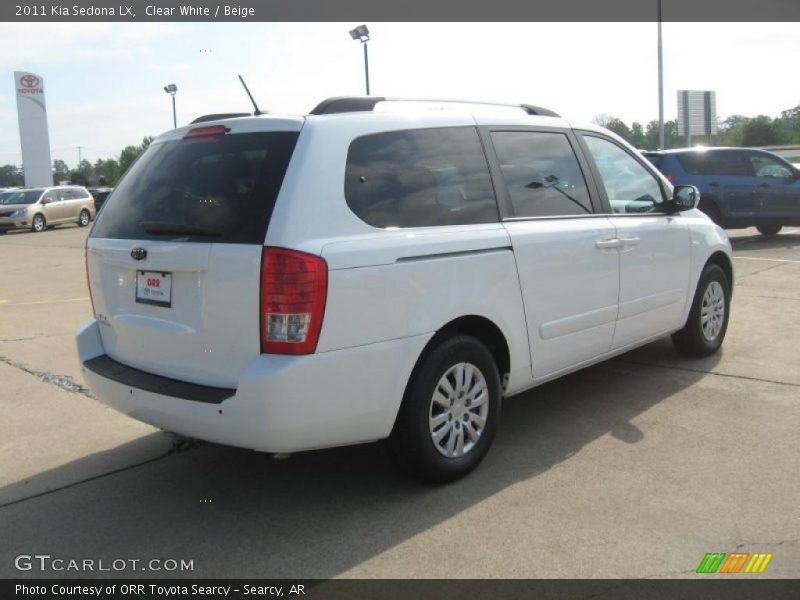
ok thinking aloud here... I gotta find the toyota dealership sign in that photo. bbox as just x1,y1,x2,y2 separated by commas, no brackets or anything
14,71,53,187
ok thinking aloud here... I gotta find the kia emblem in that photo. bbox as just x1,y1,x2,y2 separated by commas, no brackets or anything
131,247,147,261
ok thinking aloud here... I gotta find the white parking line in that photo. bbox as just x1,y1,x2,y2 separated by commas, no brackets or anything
0,297,89,307
734,256,800,264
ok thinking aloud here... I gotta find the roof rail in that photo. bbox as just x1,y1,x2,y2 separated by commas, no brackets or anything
190,113,251,124
309,96,560,117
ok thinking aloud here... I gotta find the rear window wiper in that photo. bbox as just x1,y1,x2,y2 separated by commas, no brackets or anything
138,221,222,237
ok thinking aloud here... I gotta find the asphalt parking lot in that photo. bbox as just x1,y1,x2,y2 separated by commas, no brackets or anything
0,223,798,579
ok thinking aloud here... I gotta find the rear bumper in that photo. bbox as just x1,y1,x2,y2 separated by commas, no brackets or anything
77,318,431,453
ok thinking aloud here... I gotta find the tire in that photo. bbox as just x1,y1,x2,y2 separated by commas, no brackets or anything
756,224,782,236
672,264,730,358
78,209,91,227
31,213,46,233
386,335,502,483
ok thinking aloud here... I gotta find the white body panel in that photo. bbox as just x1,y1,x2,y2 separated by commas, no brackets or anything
78,319,430,452
608,214,691,349
503,217,620,378
88,239,262,388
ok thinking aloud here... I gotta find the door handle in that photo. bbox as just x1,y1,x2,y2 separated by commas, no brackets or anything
759,182,770,188
708,181,720,187
618,236,640,245
595,238,623,249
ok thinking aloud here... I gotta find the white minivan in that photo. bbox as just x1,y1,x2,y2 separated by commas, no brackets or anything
77,98,733,482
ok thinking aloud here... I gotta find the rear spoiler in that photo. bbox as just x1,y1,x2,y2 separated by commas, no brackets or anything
190,113,250,124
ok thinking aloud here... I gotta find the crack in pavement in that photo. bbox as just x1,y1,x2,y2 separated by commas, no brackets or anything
618,359,800,389
0,334,63,343
0,355,203,510
0,354,94,397
735,261,788,280
735,538,800,550
0,433,201,510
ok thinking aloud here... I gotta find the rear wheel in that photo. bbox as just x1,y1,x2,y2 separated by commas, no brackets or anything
386,335,502,483
31,213,45,233
756,224,782,236
672,264,730,357
78,209,91,227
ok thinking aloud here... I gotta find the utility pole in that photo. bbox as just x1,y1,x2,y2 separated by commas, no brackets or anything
77,146,83,166
657,0,665,149
363,42,370,95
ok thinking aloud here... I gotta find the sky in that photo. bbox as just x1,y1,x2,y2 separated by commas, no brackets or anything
0,22,798,169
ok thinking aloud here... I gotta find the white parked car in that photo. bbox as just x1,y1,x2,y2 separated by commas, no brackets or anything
77,97,733,482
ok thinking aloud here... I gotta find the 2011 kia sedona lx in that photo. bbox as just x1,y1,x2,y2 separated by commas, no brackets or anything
76,98,733,482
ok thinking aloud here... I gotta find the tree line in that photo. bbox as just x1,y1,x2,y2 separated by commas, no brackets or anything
593,104,800,150
2,105,800,187
0,136,154,188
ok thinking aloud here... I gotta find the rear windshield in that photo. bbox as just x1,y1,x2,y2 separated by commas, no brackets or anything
675,152,713,175
91,131,298,243
675,150,752,177
643,154,663,168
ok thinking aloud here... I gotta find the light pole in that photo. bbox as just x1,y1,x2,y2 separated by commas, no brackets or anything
657,0,665,149
349,25,371,95
163,83,178,128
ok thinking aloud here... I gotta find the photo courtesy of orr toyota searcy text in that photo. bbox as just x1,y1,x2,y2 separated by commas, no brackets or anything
14,584,300,597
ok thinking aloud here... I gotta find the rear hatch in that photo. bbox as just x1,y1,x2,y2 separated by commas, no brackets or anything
87,120,301,387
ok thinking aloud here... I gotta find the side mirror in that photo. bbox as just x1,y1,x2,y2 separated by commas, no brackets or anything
667,185,698,213
39,198,49,205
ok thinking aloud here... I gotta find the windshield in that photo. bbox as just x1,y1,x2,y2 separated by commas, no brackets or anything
0,190,42,205
91,131,299,244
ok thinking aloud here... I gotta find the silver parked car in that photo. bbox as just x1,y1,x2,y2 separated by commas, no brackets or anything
0,186,96,233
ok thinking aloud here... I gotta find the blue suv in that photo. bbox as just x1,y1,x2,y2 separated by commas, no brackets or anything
644,148,800,235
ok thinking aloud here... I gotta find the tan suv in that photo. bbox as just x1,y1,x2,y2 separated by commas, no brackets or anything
0,186,96,233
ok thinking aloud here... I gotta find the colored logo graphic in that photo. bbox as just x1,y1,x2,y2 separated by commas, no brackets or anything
696,552,773,574
19,74,40,88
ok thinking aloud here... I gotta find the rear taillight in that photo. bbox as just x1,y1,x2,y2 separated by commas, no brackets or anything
664,173,675,182
260,247,328,355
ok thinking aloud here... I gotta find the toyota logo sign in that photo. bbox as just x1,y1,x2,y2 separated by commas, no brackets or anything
20,75,40,88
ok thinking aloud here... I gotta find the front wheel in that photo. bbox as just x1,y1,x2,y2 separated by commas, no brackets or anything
78,209,91,227
756,224,782,236
386,335,502,483
31,213,46,233
672,264,730,357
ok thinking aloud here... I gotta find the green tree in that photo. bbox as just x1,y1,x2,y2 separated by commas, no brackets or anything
606,118,632,142
741,115,777,146
629,122,646,149
53,159,70,183
772,105,800,144
0,164,22,186
644,120,661,150
118,136,154,176
94,158,120,186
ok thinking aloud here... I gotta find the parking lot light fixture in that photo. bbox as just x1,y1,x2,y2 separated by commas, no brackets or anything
163,83,178,128
349,25,371,95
